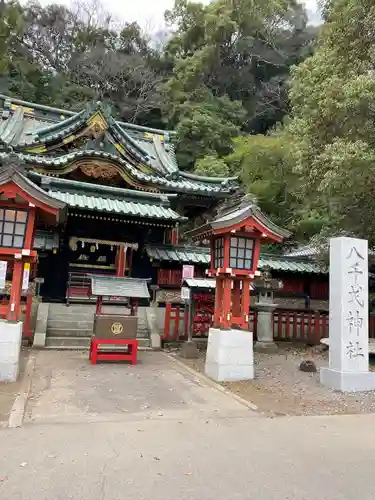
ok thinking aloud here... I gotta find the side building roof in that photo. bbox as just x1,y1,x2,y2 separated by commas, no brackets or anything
145,245,327,274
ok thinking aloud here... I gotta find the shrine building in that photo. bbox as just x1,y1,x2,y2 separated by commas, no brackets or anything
0,94,328,312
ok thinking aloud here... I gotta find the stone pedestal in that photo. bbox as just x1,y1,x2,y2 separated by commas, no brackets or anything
33,302,49,348
254,299,278,353
0,320,23,382
180,341,199,359
205,328,254,381
320,237,375,392
146,306,161,350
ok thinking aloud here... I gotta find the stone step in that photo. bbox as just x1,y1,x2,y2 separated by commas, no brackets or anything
45,337,151,349
46,336,91,348
47,327,148,337
49,312,148,321
48,313,95,321
47,320,94,329
47,328,93,338
50,304,142,314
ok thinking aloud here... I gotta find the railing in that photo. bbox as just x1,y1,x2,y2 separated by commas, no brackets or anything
66,272,92,305
163,305,332,344
272,309,329,344
162,303,188,341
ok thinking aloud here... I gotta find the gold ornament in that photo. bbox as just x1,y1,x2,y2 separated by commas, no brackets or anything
111,322,123,335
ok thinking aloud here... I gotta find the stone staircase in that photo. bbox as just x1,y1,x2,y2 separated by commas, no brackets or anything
45,303,151,349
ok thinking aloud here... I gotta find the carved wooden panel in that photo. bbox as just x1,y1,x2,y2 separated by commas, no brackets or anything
80,162,118,180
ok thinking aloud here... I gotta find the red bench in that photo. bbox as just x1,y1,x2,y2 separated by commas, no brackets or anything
89,338,138,365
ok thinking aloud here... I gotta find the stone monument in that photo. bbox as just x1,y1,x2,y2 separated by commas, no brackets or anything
320,236,375,392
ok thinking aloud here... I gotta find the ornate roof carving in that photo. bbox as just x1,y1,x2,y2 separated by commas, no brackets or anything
0,94,238,198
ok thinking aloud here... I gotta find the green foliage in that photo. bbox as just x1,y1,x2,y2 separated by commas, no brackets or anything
194,153,230,177
164,0,316,167
0,0,317,223
226,134,317,237
284,0,375,245
0,0,166,124
0,1,24,73
172,90,246,168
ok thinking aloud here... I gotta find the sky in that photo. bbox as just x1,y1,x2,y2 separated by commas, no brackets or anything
35,0,321,30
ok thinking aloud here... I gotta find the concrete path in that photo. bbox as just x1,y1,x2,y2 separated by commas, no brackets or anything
25,350,255,424
2,351,375,500
2,414,375,499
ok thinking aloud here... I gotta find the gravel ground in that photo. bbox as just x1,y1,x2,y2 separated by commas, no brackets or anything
177,344,375,416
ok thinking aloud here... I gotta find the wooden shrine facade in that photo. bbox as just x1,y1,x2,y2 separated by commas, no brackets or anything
0,95,239,302
0,95,329,306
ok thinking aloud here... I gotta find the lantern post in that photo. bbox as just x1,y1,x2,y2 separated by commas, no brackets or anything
0,154,65,381
187,193,290,382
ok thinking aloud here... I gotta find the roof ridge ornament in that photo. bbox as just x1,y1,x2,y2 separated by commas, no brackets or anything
216,189,258,219
0,150,29,175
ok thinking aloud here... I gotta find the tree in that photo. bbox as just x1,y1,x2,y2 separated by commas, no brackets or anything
194,153,230,177
163,0,316,168
0,0,166,125
226,133,321,238
285,0,375,244
0,1,24,73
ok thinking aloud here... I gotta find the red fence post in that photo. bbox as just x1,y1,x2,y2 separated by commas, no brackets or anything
292,312,298,340
270,308,328,344
163,303,172,340
313,311,320,343
174,306,180,340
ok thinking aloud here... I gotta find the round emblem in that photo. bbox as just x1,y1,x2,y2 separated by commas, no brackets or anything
111,322,123,335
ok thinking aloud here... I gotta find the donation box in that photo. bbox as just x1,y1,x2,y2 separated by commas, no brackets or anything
93,315,138,339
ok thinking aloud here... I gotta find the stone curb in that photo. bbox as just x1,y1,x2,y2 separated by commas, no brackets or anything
8,355,36,428
163,352,260,412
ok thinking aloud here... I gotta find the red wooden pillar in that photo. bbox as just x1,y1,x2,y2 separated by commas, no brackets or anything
24,208,36,250
96,295,103,315
223,235,230,269
222,277,232,329
232,279,242,319
171,225,179,245
241,277,251,330
214,277,223,327
116,245,127,277
127,248,133,276
6,259,23,321
23,292,33,337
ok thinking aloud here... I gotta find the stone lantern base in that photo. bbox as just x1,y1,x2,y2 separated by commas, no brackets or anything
0,320,23,382
205,328,254,381
254,297,278,353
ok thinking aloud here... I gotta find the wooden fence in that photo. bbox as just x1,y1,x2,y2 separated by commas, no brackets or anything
163,304,375,344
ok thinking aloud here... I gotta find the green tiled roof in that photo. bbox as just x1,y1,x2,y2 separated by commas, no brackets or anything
0,95,238,197
36,174,184,222
147,245,210,264
258,256,326,274
145,245,327,274
50,190,181,221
